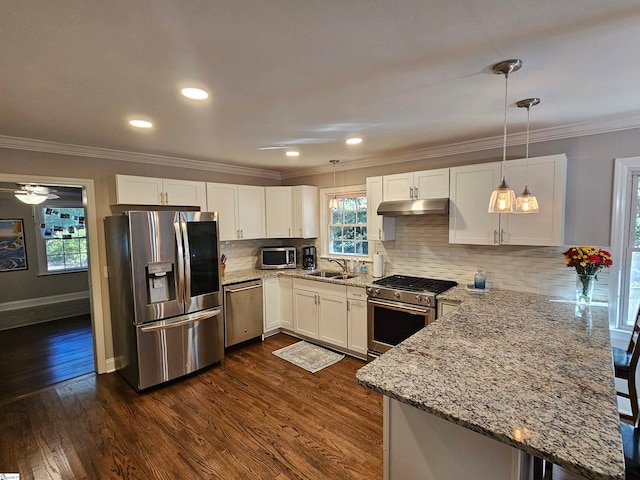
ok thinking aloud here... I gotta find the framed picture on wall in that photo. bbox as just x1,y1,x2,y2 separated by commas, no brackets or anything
0,219,27,272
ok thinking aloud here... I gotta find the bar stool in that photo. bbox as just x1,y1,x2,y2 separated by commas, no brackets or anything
613,306,640,427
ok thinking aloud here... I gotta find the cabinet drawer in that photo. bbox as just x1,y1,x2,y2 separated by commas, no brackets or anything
346,286,366,301
293,278,346,297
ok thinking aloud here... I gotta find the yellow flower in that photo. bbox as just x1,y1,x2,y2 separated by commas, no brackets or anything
580,261,587,267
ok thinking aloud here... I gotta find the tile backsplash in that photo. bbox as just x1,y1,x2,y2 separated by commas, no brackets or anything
221,215,610,301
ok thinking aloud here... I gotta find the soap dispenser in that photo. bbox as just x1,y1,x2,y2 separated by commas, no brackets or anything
474,268,486,290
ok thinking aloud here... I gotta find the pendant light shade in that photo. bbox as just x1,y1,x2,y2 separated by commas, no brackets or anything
488,59,522,214
328,159,340,208
515,97,540,214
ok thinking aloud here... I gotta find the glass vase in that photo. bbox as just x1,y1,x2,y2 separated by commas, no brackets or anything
576,274,595,304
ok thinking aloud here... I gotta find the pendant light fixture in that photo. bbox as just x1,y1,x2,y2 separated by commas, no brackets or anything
328,159,340,209
488,59,522,214
515,97,540,213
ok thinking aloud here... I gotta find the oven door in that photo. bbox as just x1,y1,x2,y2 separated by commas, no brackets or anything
367,298,435,358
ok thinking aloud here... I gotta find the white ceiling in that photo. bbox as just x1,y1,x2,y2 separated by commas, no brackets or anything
3,0,640,173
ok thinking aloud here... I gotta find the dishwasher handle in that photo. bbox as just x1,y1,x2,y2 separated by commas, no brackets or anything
225,284,262,294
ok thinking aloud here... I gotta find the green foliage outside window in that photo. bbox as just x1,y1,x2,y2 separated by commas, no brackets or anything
41,207,88,272
329,196,368,256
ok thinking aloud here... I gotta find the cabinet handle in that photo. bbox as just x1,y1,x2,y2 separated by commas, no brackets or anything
165,192,169,204
493,230,499,245
236,229,240,239
240,229,243,239
500,229,506,244
409,186,413,199
347,300,350,312
414,187,418,199
300,228,303,237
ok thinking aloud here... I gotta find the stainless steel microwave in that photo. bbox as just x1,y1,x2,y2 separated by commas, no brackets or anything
260,247,296,269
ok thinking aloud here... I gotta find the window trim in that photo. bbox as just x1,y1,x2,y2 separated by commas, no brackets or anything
611,157,640,332
319,184,370,260
34,203,88,275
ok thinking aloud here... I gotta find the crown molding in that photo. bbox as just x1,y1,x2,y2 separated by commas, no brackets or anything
0,135,282,181
281,115,640,179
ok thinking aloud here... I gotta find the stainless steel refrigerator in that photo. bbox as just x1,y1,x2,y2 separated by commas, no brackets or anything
105,211,224,390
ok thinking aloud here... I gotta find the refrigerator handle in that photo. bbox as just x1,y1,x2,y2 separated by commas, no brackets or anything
174,220,185,305
180,217,192,302
139,308,222,332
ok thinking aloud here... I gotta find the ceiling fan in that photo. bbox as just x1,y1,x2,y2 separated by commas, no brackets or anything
10,184,60,205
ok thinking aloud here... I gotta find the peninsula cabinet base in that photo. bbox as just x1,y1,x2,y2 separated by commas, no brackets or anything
384,397,529,480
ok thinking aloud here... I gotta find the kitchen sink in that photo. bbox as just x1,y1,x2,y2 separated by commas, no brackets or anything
306,270,357,280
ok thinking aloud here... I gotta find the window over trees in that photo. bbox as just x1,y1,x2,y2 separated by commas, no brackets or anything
36,206,88,273
328,195,368,256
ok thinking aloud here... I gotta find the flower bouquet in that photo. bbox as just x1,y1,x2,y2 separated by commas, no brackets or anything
562,246,612,303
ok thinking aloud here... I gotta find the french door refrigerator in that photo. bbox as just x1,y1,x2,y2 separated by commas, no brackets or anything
105,211,223,390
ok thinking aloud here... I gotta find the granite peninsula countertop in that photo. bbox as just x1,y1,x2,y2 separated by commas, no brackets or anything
221,267,375,288
357,286,625,480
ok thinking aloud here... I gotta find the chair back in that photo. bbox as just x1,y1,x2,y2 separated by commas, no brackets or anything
629,306,640,355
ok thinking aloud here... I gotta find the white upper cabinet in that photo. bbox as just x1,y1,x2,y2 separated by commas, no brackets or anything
501,154,567,246
449,163,501,245
206,183,265,240
265,187,293,238
449,155,567,246
115,174,206,209
383,168,450,201
236,185,266,239
265,185,318,238
367,176,395,241
293,185,319,238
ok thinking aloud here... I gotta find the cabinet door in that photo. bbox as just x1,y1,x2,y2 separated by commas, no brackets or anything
438,301,459,318
318,293,348,348
366,176,395,241
293,289,319,339
263,277,281,333
279,276,293,330
414,168,450,199
383,173,413,201
348,298,367,355
115,174,164,205
237,185,266,239
293,185,319,238
265,187,293,238
449,163,501,245
501,154,567,246
163,179,206,209
206,183,238,241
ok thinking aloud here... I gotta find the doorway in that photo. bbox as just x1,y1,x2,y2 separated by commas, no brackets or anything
0,173,106,385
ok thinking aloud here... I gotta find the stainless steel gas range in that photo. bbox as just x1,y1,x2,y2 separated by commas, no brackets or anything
366,275,457,360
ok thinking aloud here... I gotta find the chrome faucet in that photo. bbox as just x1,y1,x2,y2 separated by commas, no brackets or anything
328,258,347,273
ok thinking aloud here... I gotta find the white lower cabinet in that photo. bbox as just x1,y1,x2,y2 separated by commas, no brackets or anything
279,276,293,330
318,294,348,349
347,287,367,355
293,287,320,339
263,277,281,334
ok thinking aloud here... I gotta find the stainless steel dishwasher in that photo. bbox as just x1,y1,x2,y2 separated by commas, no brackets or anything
224,279,264,347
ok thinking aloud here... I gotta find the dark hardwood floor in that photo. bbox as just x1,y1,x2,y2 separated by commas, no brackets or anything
1,329,637,479
0,333,383,479
0,314,94,405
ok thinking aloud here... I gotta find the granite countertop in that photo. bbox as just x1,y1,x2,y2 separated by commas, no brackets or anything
221,267,375,288
357,287,625,480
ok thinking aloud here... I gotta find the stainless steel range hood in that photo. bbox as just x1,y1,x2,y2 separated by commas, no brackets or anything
377,198,449,216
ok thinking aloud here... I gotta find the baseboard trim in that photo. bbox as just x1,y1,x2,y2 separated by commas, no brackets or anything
0,291,90,312
104,357,116,373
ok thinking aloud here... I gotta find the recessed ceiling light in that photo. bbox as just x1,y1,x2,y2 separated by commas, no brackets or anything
181,87,209,100
346,137,363,145
285,151,300,157
129,119,153,128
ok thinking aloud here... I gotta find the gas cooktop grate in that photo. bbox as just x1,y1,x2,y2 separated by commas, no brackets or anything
372,275,457,294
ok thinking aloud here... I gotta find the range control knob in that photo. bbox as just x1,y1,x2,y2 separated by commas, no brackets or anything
394,292,401,299
375,288,381,295
415,294,422,302
366,287,373,295
425,297,432,305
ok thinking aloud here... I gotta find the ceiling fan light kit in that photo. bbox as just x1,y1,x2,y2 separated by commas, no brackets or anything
14,185,59,205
